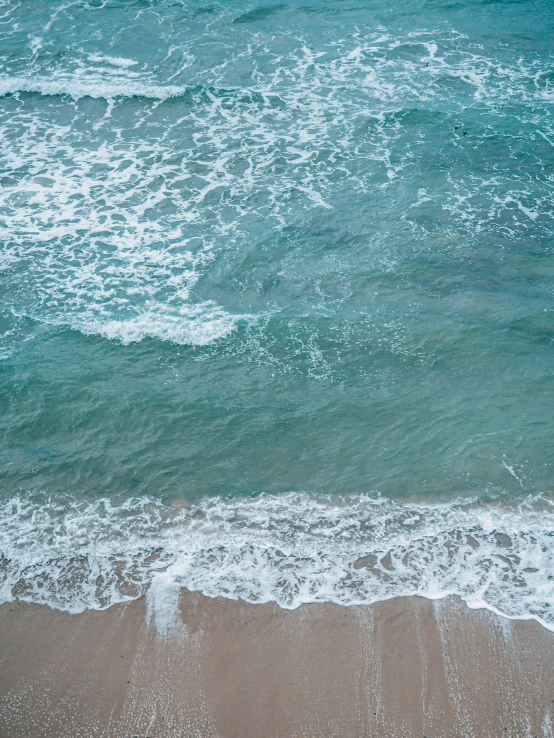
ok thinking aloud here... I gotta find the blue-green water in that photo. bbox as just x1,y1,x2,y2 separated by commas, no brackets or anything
0,0,553,628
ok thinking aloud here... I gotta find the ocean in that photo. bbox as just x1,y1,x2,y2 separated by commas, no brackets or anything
0,0,553,633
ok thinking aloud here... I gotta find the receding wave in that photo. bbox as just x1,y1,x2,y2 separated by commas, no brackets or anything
2,492,554,633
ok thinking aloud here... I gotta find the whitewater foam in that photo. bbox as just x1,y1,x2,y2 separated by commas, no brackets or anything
0,75,186,101
66,303,241,346
2,492,554,634
1,26,552,348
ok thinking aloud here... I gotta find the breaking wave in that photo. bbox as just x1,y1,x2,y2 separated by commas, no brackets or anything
0,76,188,101
2,492,554,633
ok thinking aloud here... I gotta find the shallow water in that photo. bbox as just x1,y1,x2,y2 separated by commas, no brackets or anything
1,0,553,627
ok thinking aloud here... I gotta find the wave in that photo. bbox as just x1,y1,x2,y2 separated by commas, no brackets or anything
0,75,189,101
2,492,554,634
72,307,242,346
0,76,279,103
12,302,244,346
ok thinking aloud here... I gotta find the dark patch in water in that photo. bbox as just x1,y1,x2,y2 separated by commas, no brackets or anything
233,4,286,24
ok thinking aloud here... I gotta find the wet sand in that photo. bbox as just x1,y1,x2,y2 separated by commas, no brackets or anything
1,593,553,738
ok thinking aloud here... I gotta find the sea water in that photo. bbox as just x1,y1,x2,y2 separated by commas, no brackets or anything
1,0,553,631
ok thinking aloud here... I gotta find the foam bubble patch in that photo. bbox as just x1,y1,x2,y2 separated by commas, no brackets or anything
2,493,554,634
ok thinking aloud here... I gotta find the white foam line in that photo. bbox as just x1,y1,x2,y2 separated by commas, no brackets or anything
0,75,187,100
3,492,554,635
537,130,554,147
87,54,139,68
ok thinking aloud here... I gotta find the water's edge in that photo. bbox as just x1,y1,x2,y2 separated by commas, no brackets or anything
2,492,554,634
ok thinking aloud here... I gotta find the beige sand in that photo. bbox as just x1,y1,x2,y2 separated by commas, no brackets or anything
1,593,553,737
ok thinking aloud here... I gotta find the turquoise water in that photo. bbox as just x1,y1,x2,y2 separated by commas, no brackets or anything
1,0,554,627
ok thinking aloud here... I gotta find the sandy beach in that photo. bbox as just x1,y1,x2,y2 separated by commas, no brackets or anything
1,593,553,738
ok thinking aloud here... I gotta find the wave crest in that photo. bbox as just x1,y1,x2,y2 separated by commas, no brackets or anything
0,76,187,101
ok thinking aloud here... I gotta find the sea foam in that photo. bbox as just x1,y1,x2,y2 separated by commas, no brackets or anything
1,30,552,349
0,76,187,101
1,492,554,634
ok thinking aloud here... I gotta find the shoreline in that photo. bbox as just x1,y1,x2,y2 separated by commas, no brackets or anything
4,490,553,625
1,593,553,737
